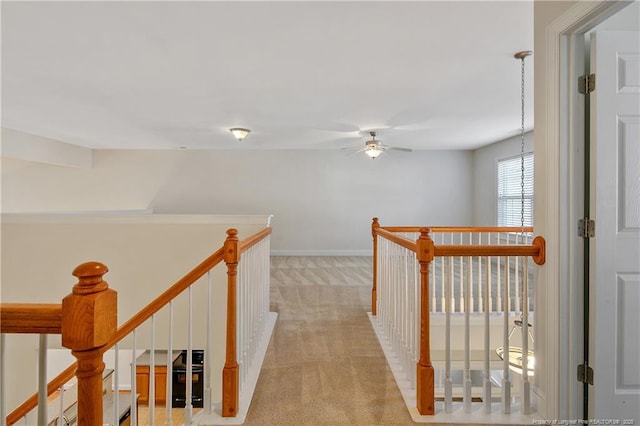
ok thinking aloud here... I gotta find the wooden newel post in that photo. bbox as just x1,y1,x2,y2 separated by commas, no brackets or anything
61,262,117,426
416,228,435,415
222,228,239,417
371,217,380,315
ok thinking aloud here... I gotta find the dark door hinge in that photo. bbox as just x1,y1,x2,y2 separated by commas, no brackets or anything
579,74,596,94
578,218,595,238
578,363,594,385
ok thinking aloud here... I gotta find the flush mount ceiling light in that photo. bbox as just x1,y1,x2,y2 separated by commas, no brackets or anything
229,127,251,141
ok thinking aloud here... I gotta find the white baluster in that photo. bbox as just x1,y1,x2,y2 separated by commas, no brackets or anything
59,386,65,426
114,343,119,426
469,233,475,313
438,234,449,312
150,315,155,425
464,258,472,413
515,256,521,314
37,334,47,426
459,233,464,313
431,248,436,312
445,256,452,413
1,334,6,426
166,301,174,423
477,233,483,312
496,237,503,313
238,255,244,391
204,271,212,414
131,330,137,426
483,255,492,413
185,286,193,424
521,256,531,414
488,233,494,312
413,256,419,389
502,257,511,414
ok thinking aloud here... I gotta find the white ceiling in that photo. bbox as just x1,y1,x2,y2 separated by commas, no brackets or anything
1,1,534,152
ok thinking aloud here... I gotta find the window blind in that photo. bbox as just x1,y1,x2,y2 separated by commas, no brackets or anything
497,153,534,227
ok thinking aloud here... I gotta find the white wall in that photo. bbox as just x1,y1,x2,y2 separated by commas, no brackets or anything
473,131,534,226
2,149,473,254
533,0,585,420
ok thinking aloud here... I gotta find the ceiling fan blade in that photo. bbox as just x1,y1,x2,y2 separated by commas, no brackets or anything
386,146,413,152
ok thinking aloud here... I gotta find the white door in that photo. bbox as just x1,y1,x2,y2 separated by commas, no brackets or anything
590,30,640,420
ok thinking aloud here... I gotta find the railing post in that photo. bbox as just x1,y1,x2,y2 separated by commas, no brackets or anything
416,228,435,415
222,228,239,417
61,262,116,426
372,217,380,315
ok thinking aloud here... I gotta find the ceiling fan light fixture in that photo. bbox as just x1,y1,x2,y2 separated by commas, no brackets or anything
229,127,251,141
365,146,383,159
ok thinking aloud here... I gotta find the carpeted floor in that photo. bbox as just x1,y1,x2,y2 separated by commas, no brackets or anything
243,256,416,426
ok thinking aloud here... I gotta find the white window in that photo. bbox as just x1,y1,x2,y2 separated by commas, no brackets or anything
497,153,534,227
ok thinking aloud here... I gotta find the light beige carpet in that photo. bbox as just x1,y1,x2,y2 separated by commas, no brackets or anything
243,256,416,426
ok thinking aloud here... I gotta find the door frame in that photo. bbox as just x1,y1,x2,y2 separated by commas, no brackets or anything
541,0,633,420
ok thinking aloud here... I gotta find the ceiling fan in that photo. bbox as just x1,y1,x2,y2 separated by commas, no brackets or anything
343,131,412,159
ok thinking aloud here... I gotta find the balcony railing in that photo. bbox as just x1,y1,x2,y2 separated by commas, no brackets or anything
370,218,545,418
1,226,273,426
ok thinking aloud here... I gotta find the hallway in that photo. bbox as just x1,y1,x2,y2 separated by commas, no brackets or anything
243,256,415,425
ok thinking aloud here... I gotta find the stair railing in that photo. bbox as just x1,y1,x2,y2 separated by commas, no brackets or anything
1,226,272,426
371,217,545,416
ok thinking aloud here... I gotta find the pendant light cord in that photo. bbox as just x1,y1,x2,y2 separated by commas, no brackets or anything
515,50,532,244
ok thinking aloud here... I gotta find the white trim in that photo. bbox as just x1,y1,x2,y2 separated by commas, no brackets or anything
0,213,273,225
270,249,372,257
0,127,93,169
541,0,631,419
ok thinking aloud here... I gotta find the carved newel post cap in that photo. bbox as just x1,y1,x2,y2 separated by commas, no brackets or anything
72,261,109,294
62,261,117,351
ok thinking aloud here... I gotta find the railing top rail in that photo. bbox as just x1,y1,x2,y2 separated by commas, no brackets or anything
110,225,270,348
238,227,272,253
375,227,417,252
380,226,534,233
109,246,225,345
5,226,272,425
435,244,537,258
0,303,62,334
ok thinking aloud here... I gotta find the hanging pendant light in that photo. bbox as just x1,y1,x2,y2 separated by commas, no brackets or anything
496,50,535,378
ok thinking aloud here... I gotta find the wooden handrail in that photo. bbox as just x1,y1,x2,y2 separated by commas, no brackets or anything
374,227,417,252
380,226,534,233
239,227,272,253
374,225,545,265
434,242,541,260
0,304,62,334
107,247,225,346
5,226,272,424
